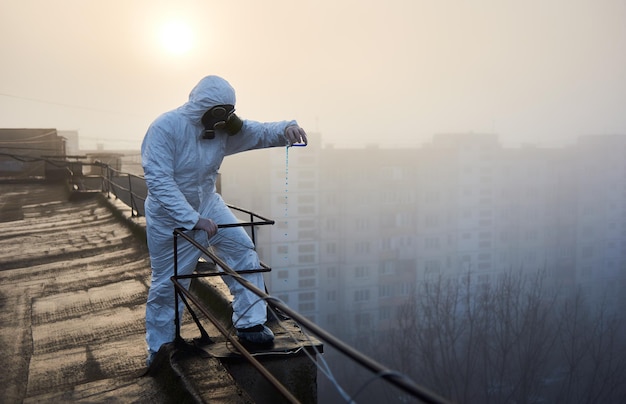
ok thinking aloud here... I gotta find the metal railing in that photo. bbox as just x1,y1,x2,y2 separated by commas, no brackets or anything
171,227,451,404
99,164,147,217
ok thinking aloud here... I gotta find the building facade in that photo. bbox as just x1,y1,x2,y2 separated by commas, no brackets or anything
219,134,626,340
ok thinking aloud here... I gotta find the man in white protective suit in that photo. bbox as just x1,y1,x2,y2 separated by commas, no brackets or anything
141,75,307,366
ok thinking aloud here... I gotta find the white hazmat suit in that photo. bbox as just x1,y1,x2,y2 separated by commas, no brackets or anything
141,75,299,359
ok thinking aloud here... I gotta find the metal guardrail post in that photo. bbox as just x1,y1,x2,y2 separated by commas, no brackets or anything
127,174,136,217
106,164,112,198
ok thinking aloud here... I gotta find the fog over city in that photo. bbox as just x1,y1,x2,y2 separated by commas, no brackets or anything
2,1,626,402
1,0,626,150
216,132,626,403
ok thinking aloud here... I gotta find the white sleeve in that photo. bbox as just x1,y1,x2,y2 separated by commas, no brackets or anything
224,119,297,156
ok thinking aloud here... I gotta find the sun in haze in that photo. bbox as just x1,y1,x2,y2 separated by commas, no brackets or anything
159,20,193,55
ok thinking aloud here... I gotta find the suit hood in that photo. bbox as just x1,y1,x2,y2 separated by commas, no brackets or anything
180,75,237,122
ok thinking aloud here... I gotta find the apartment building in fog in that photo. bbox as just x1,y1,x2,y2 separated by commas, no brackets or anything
219,133,626,339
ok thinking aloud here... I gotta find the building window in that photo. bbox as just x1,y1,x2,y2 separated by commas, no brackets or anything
425,237,440,249
354,289,370,302
380,261,395,275
425,260,440,272
298,278,316,288
298,205,315,214
380,306,392,320
299,170,315,179
379,284,393,298
298,181,315,189
299,267,317,277
425,214,439,227
298,219,315,228
355,265,370,278
299,302,315,311
355,312,371,328
298,194,316,203
298,230,316,239
299,292,316,301
326,242,337,254
355,241,371,254
356,217,370,231
298,244,315,253
399,283,411,296
299,254,315,264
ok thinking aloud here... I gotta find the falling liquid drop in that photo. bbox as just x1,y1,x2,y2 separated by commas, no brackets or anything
284,146,289,264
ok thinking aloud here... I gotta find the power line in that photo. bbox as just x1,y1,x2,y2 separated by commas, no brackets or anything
0,91,147,118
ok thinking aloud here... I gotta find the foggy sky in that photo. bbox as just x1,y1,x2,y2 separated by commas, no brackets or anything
1,0,625,150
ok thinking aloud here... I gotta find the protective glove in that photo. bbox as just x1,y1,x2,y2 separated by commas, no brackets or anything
285,125,308,146
194,217,218,238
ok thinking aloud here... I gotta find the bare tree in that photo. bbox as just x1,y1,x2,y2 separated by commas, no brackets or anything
553,290,626,404
382,270,626,403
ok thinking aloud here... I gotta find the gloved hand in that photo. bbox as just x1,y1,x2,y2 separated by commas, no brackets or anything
194,217,218,238
285,125,308,146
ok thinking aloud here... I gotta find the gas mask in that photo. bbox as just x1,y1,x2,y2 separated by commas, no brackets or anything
201,104,243,139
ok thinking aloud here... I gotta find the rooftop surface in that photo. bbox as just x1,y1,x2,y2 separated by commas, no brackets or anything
0,182,164,402
0,183,254,403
